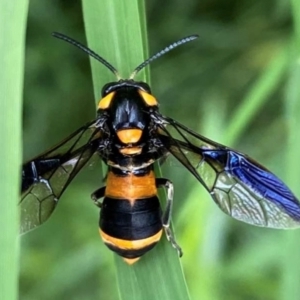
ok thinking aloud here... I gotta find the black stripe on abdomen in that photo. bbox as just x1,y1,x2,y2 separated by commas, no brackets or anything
100,196,162,240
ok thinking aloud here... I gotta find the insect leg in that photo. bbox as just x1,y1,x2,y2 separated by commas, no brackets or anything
156,178,183,257
91,187,106,208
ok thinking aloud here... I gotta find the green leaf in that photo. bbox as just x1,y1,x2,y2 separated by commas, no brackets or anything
280,1,300,297
0,1,28,299
224,47,290,146
82,1,190,299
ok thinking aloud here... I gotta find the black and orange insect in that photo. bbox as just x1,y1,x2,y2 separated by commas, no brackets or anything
21,33,300,264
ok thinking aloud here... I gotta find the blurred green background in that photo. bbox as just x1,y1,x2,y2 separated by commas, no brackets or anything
21,1,300,299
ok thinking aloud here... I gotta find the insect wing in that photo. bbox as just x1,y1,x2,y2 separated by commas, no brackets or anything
21,120,101,234
155,113,300,228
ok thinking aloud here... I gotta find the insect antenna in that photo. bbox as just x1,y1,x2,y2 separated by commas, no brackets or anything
129,34,199,79
52,32,121,80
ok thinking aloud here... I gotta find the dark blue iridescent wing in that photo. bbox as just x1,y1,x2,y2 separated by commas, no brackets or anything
21,120,101,234
154,113,300,228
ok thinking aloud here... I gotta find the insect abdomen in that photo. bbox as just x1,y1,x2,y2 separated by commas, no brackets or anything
99,168,162,264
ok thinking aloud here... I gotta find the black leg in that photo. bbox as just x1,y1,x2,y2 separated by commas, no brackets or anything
91,186,106,207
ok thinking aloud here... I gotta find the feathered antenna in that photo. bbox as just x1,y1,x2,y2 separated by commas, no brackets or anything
52,32,199,81
52,32,121,80
129,35,199,79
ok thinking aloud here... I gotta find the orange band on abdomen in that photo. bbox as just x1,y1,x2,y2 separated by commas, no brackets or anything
105,170,157,200
100,229,163,250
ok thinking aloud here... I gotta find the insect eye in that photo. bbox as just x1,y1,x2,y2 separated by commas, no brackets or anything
98,91,115,110
138,89,158,106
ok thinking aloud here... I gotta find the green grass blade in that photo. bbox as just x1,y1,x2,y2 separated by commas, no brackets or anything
0,1,28,299
82,0,149,100
224,47,290,145
281,60,300,300
280,1,300,298
291,0,300,50
82,1,190,299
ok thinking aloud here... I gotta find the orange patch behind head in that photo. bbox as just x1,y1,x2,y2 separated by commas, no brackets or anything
98,91,115,110
138,90,158,106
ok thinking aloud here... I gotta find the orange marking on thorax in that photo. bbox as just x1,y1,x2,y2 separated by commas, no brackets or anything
119,147,142,155
117,129,143,144
105,170,157,202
